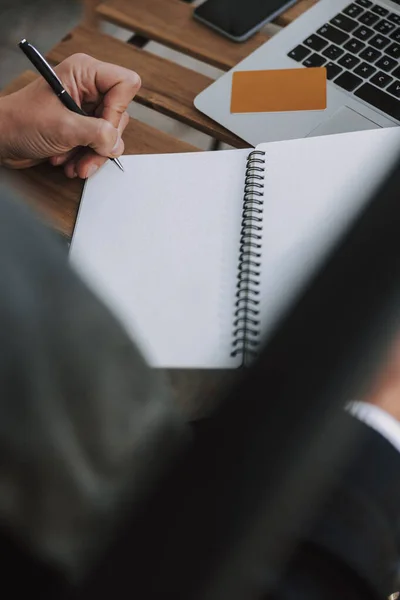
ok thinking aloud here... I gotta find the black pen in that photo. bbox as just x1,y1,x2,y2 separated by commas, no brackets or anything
18,39,124,172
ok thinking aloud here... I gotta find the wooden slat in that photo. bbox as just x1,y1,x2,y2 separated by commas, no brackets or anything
97,0,269,71
48,27,249,148
82,0,101,29
96,0,318,71
0,71,37,95
1,71,199,238
276,0,319,26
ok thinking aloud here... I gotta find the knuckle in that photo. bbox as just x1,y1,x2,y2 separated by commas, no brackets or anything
96,119,116,149
117,139,125,156
124,70,141,93
111,103,126,118
69,52,91,64
131,72,141,90
116,112,129,134
121,111,130,128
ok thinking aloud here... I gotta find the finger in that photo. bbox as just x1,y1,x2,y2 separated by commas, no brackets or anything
66,149,107,180
69,112,129,179
66,113,123,159
49,148,80,167
59,55,140,128
85,58,140,127
64,161,78,179
63,147,86,178
68,138,124,179
94,62,140,127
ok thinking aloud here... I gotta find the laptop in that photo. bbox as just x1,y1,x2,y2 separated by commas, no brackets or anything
194,0,400,145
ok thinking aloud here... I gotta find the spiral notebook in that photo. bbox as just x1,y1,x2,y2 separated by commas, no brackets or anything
70,128,400,368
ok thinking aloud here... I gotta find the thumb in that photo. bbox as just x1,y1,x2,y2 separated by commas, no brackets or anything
69,114,124,158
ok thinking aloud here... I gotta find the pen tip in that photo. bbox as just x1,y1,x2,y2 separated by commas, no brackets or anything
113,157,124,172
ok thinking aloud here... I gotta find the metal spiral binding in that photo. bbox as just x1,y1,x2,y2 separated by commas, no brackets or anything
231,150,266,365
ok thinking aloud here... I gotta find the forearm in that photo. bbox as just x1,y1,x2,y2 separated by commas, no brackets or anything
0,93,28,168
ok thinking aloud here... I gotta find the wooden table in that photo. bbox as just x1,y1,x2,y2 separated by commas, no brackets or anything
0,0,318,416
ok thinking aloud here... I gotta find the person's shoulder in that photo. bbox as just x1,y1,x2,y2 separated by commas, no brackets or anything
309,414,400,598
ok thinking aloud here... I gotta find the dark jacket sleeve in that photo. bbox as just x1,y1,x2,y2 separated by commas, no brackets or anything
61,413,400,600
271,417,400,600
0,184,188,590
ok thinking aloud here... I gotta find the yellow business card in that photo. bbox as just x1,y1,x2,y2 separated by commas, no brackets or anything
231,67,327,113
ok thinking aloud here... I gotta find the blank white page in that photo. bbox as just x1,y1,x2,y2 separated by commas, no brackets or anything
257,127,400,343
70,149,249,368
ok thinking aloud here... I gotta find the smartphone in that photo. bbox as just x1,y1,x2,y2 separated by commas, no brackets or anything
193,0,298,42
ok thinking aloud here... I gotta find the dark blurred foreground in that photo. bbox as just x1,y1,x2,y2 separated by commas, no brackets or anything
1,147,400,600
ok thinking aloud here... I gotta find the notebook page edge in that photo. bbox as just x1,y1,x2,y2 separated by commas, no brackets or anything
70,150,249,369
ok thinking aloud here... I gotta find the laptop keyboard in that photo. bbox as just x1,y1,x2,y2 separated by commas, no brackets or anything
287,0,400,121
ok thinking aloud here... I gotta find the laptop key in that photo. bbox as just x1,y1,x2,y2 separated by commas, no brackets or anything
331,14,358,32
343,4,364,18
388,13,400,25
355,82,400,120
371,5,389,17
303,34,328,51
359,46,382,62
387,80,400,98
390,28,400,42
369,33,391,49
322,44,345,60
376,55,397,72
370,70,393,88
353,25,375,40
335,71,363,91
354,61,377,77
386,42,400,57
288,45,311,61
326,62,343,80
355,0,372,7
344,38,366,53
317,24,350,44
392,65,400,78
302,53,326,67
338,53,361,68
374,19,397,34
358,11,380,26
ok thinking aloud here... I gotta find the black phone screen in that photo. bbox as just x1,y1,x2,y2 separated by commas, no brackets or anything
194,0,293,39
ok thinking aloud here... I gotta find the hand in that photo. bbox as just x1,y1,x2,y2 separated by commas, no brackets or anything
0,53,141,178
364,337,400,422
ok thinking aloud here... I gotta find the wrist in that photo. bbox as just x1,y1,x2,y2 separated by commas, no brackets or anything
0,94,37,169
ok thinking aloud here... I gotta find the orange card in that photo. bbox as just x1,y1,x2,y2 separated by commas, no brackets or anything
231,67,327,114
